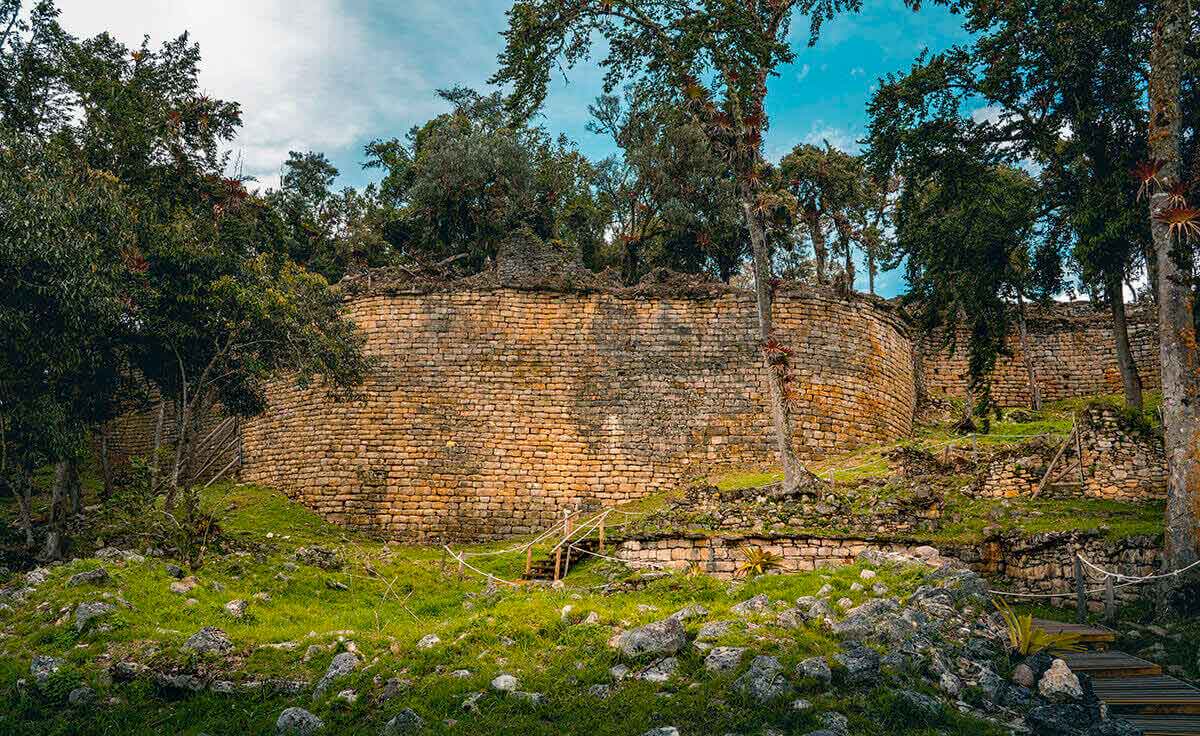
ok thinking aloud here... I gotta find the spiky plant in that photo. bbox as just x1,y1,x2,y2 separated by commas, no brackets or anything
993,598,1084,656
1132,159,1167,200
1164,179,1192,208
735,545,783,579
1154,206,1200,241
684,560,707,578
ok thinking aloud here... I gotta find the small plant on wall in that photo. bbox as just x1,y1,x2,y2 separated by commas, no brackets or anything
735,545,783,579
993,598,1084,656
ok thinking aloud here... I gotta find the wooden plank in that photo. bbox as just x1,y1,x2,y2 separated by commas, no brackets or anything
1033,618,1116,643
1122,715,1200,735
1060,651,1162,678
1094,675,1200,714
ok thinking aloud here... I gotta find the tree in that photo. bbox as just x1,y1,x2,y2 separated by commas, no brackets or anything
588,88,747,282
868,0,1152,410
493,0,860,495
1141,0,1200,593
893,158,1060,420
365,87,602,275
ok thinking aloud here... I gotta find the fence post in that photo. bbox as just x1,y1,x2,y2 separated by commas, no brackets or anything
524,546,533,577
1074,555,1086,624
1104,575,1115,623
553,547,562,582
598,514,606,554
971,434,978,461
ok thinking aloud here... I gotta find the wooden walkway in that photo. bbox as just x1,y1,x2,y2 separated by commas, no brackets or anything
1035,620,1200,736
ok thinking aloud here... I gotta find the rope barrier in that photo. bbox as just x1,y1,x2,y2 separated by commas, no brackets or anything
566,542,672,570
1077,553,1200,583
443,545,522,587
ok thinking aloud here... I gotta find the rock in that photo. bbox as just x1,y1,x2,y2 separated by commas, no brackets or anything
1039,659,1083,703
831,598,900,641
183,626,234,655
491,673,518,692
511,691,544,705
462,692,484,711
703,647,745,673
939,672,962,698
67,686,96,706
734,655,789,702
860,569,877,580
617,617,686,658
111,661,147,681
730,594,770,615
610,664,630,680
276,706,324,735
587,683,611,699
224,599,248,619
74,601,115,632
314,651,358,698
30,655,62,683
582,611,600,625
336,689,357,704
324,579,348,591
155,672,206,691
775,608,806,629
211,680,236,694
560,605,574,621
1012,662,1038,689
849,582,864,592
820,712,849,736
1084,719,1145,736
1026,704,1101,736
640,728,679,736
833,643,880,685
817,583,834,596
639,657,678,683
697,620,733,641
836,597,854,609
669,604,708,621
67,568,110,587
450,669,470,678
872,584,889,596
896,690,943,720
416,634,440,649
253,592,272,602
170,576,199,594
26,568,50,586
381,708,424,734
164,564,185,579
806,599,834,621
380,677,409,702
796,656,832,685
791,698,813,711
294,546,344,571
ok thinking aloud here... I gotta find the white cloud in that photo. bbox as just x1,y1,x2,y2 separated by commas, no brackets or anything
796,63,810,81
849,66,865,77
55,0,440,185
801,122,860,153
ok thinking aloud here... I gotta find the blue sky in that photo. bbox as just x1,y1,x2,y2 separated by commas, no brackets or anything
56,0,972,296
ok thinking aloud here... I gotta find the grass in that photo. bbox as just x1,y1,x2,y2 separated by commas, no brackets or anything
0,482,1010,736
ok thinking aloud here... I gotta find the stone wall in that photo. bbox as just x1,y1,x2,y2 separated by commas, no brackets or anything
922,302,1161,407
972,406,1166,502
613,531,1161,606
239,287,916,542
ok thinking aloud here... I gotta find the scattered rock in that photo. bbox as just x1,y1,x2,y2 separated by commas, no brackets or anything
939,672,962,698
859,569,877,580
1012,662,1038,689
1026,703,1101,736
184,626,234,655
582,611,600,625
587,684,611,699
640,728,679,736
730,594,770,615
336,689,357,704
314,651,358,698
796,656,832,685
639,657,678,683
511,691,544,705
67,686,96,706
617,617,686,658
416,634,440,649
170,576,199,595
610,664,630,680
164,564,185,579
791,698,813,711
820,712,850,736
67,568,110,587
833,643,880,685
294,546,343,571
30,655,62,683
703,647,745,673
1039,659,1083,703
224,599,248,619
734,655,789,702
74,601,115,633
276,706,324,735
697,620,733,641
324,579,348,591
462,692,484,711
381,708,424,734
491,674,518,692
669,604,708,621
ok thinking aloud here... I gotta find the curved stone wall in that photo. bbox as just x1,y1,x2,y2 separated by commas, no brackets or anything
239,288,916,541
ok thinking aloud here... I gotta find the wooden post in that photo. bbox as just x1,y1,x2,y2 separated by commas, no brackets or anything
553,548,562,582
598,515,606,554
1075,425,1086,484
524,546,533,577
563,545,572,577
971,434,978,461
458,556,465,581
1074,555,1086,623
1104,575,1115,623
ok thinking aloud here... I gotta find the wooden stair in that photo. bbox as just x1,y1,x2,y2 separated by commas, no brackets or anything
523,538,601,581
1034,619,1200,736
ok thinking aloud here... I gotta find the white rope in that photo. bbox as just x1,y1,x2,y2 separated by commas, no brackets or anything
443,546,522,587
1077,553,1200,583
566,542,672,570
460,508,585,558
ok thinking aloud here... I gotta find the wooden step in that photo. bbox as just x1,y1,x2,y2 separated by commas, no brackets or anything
1060,651,1163,678
1033,618,1116,647
1093,675,1200,715
1121,715,1200,735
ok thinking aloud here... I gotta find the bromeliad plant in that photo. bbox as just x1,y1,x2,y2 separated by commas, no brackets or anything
993,597,1084,656
735,545,783,579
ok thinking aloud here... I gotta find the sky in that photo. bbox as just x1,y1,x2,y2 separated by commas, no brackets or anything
53,0,973,297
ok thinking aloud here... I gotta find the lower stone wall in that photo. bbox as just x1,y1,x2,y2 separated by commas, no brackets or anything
613,531,1161,607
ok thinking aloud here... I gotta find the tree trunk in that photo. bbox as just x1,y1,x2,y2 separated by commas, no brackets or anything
5,469,35,549
867,247,876,296
1145,241,1160,304
742,194,816,496
99,426,113,501
1147,0,1200,579
805,209,827,285
1015,293,1042,411
67,459,81,515
1106,272,1144,411
41,461,68,561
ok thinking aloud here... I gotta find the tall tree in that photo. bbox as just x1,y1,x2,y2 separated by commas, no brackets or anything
493,0,858,495
869,0,1152,410
1141,0,1200,590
